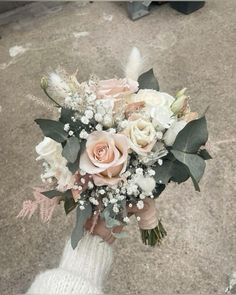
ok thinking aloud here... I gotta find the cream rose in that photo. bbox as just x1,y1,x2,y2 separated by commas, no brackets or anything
79,131,129,186
128,89,176,130
123,115,156,155
129,89,175,108
96,78,138,99
36,137,74,191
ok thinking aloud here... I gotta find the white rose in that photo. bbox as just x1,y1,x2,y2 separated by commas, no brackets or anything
129,89,175,108
163,120,187,146
36,137,74,191
36,137,63,165
129,89,176,131
123,116,156,155
150,106,176,131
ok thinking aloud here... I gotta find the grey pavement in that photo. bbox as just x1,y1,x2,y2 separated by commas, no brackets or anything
0,1,235,294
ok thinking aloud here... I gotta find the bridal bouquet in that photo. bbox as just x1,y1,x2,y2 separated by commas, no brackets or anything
18,48,211,248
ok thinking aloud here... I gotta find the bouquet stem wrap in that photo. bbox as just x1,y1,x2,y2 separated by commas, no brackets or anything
135,198,158,230
134,198,167,246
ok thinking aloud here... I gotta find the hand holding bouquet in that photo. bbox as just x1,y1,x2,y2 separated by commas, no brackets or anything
18,48,211,248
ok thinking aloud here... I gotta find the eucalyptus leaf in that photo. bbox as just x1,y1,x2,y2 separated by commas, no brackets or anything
59,107,96,135
154,159,189,185
171,150,206,191
171,160,190,183
64,190,77,215
35,119,68,143
67,139,86,173
71,202,92,249
154,184,166,198
138,68,159,91
112,231,128,239
102,210,121,228
199,149,212,160
59,108,76,124
62,137,80,163
67,160,80,174
173,116,208,154
154,161,174,185
41,190,64,199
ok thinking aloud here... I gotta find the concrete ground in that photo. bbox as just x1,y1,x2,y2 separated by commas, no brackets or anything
0,1,235,294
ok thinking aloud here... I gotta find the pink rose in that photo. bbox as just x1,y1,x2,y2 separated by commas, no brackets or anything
125,101,145,118
96,78,138,99
79,131,129,186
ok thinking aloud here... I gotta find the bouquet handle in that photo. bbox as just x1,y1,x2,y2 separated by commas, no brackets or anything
134,198,167,246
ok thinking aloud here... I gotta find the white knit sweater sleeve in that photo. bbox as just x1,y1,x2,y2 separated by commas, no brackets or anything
26,233,113,294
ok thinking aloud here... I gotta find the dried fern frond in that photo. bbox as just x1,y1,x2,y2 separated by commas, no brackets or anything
17,187,59,223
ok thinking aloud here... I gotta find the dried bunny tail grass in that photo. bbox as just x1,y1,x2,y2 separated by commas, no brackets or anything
125,47,143,81
47,67,82,98
48,72,71,98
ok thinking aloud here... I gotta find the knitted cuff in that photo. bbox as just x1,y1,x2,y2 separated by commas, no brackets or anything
59,233,113,288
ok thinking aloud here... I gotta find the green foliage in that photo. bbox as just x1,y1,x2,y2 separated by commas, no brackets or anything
71,202,92,249
154,159,190,186
171,150,206,191
112,231,128,239
170,160,190,183
59,108,76,125
153,184,166,198
41,190,65,199
140,220,167,246
63,190,77,215
138,68,159,91
62,136,81,163
199,149,212,160
67,139,86,173
59,107,96,135
173,116,208,153
42,189,77,213
101,208,121,228
158,116,212,192
35,119,68,143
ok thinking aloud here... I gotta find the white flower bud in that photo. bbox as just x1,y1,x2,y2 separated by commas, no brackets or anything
94,113,103,122
176,87,187,98
137,200,144,210
68,130,74,136
85,110,94,119
123,216,130,223
171,88,188,114
81,116,89,124
136,176,156,194
64,123,70,132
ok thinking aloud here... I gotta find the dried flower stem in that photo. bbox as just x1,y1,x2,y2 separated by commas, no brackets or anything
43,88,62,108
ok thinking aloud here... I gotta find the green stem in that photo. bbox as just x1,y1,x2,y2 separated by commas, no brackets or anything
140,219,167,247
43,88,62,108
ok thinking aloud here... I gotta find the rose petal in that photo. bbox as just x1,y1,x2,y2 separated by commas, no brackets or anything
93,174,122,186
96,78,138,99
80,149,106,174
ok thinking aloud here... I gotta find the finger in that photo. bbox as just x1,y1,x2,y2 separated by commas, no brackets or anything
85,216,124,244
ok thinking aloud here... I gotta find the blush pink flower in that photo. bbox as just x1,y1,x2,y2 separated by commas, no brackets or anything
79,131,129,186
96,78,138,99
